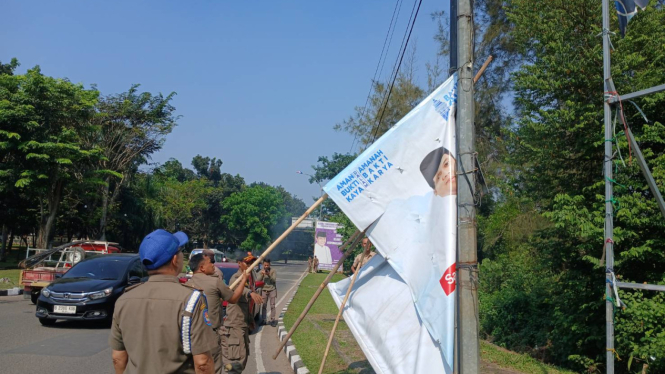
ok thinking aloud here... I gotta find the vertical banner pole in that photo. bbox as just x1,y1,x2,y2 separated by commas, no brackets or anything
456,0,480,371
601,0,615,372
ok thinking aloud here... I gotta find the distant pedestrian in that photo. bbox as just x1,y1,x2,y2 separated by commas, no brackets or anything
307,256,313,273
109,229,217,374
187,254,247,374
351,237,376,274
313,256,319,273
221,259,263,374
257,259,277,326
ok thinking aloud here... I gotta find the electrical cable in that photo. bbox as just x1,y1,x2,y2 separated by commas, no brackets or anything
349,0,403,153
369,0,424,145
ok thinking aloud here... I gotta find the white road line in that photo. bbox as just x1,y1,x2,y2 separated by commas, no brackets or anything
254,269,308,374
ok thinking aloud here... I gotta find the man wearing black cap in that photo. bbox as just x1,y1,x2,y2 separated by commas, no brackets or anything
109,229,217,374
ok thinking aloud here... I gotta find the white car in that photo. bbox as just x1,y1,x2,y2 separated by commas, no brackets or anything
189,248,226,263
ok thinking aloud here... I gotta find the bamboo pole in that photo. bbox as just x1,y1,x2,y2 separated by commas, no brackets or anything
272,231,364,359
230,194,328,290
317,247,369,374
473,55,492,84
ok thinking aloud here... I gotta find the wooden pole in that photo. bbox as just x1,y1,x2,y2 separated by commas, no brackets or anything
272,231,364,359
473,55,493,84
317,248,369,374
230,194,328,290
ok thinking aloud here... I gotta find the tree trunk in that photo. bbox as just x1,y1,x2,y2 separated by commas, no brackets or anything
99,178,111,241
0,224,7,262
36,181,63,249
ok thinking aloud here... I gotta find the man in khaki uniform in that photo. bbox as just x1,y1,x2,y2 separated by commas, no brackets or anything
313,256,319,273
307,256,313,273
257,259,277,326
221,260,262,374
187,254,248,374
109,229,217,374
202,249,224,279
351,237,376,274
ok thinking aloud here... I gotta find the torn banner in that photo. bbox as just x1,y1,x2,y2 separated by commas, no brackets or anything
615,0,650,37
329,254,450,374
323,74,458,373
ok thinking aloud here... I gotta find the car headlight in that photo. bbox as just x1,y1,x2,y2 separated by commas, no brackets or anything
88,288,113,300
41,288,50,298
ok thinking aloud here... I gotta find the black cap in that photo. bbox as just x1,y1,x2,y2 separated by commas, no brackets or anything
420,147,453,190
316,231,326,238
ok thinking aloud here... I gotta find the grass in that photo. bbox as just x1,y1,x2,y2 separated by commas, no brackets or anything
283,272,373,374
481,341,578,374
0,269,22,290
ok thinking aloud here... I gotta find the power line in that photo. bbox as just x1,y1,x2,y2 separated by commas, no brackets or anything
369,0,423,145
350,0,403,153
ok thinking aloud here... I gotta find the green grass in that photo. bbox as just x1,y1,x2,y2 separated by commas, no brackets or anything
481,341,578,374
0,269,22,290
283,272,372,374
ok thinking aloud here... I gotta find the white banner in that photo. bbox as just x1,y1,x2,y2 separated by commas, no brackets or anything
324,74,458,372
328,254,450,374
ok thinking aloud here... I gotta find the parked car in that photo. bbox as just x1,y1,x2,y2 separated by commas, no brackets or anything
21,241,121,304
189,248,226,263
35,254,147,326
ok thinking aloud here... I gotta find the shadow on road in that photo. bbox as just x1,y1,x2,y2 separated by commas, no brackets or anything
42,319,111,330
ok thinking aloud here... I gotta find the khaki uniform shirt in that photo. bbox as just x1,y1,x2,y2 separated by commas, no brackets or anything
212,266,224,279
256,268,276,292
353,251,376,270
109,274,218,374
224,272,252,329
186,272,234,329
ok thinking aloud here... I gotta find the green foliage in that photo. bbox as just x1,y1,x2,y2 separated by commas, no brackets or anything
220,185,287,250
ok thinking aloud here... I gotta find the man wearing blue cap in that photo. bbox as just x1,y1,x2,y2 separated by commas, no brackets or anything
109,229,217,374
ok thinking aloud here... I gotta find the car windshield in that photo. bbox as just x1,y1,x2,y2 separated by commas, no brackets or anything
64,259,127,280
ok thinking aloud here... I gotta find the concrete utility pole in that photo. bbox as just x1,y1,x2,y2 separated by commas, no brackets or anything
601,0,615,372
455,0,480,372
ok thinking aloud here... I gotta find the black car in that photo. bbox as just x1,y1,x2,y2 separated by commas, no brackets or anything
35,254,148,326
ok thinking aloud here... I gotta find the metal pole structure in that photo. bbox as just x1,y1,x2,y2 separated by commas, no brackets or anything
450,0,458,74
456,0,480,371
601,0,615,372
625,127,665,220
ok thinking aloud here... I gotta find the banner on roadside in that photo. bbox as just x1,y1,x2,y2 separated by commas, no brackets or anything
324,74,458,373
313,221,344,271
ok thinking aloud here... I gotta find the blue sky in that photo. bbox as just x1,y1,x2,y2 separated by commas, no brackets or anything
1,0,448,203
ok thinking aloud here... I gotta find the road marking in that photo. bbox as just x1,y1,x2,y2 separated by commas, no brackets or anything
254,269,308,374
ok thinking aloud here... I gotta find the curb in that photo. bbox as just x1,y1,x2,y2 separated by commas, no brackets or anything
0,287,23,297
277,274,310,374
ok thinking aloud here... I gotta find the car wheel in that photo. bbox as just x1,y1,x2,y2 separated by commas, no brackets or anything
30,290,40,304
67,247,86,264
39,317,56,326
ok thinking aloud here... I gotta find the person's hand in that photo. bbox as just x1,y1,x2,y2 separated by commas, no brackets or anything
250,292,263,305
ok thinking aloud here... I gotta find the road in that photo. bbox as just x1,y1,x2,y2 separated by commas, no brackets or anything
0,260,308,374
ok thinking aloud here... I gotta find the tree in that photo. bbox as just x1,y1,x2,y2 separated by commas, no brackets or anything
220,185,286,250
0,66,99,248
91,85,178,240
308,152,356,218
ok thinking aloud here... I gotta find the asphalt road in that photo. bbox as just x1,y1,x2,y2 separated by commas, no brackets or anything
0,260,308,374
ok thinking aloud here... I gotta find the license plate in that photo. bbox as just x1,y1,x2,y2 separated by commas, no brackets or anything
54,305,76,314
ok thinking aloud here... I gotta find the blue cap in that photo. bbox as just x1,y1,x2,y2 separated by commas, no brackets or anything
139,229,189,270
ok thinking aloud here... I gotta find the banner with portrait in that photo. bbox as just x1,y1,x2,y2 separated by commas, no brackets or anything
324,74,458,373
